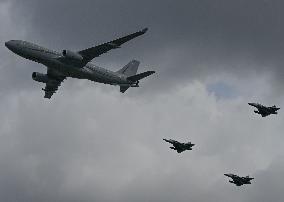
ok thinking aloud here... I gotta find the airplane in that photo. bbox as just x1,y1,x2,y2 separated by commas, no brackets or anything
163,139,195,153
224,173,254,186
248,103,280,117
5,28,155,98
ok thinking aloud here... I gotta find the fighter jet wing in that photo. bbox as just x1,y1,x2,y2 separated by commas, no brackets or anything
78,28,148,63
232,176,244,185
176,149,185,153
42,68,66,99
258,108,270,117
234,182,243,186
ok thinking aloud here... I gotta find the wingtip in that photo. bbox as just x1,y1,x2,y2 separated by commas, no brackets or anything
141,28,148,33
131,59,140,63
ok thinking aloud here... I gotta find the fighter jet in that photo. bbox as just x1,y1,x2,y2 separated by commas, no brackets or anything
5,28,155,98
163,139,195,153
224,173,254,186
248,103,280,117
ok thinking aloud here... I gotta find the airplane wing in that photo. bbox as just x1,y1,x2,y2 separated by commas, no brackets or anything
78,28,148,63
42,68,66,99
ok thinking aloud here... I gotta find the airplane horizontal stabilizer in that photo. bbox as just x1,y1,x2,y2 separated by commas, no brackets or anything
127,71,155,81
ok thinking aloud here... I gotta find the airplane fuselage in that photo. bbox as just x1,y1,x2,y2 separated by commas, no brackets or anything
5,40,135,86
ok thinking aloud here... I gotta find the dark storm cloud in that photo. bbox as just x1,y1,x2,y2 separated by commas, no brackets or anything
9,0,284,90
3,0,284,95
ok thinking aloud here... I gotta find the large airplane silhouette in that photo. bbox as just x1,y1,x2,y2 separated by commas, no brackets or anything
5,28,155,98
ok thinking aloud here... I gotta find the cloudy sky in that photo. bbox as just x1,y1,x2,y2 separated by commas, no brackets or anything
1,0,284,201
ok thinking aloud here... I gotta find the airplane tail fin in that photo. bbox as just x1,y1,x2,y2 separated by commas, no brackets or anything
117,60,155,93
117,60,140,77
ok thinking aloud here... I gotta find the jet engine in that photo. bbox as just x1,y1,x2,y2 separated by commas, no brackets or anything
62,50,83,61
32,72,50,83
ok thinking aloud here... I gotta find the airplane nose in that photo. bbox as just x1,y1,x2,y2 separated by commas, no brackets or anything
5,40,19,52
5,41,13,50
5,41,10,48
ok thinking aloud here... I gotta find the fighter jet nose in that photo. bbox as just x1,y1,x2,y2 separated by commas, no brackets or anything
248,103,256,107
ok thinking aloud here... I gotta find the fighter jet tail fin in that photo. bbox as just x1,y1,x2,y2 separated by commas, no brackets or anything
117,60,140,77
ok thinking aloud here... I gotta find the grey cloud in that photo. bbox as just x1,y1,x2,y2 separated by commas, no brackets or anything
0,1,38,94
0,82,283,201
1,1,284,202
247,158,284,202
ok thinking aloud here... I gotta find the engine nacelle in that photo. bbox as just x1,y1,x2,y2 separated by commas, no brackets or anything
32,72,50,83
62,50,83,61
